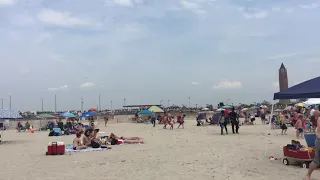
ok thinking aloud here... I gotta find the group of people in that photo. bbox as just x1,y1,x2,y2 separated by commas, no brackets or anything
72,127,144,150
149,112,185,129
218,107,240,135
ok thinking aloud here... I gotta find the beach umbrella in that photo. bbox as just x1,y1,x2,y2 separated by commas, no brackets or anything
148,106,164,113
202,107,209,111
59,112,76,118
216,108,225,111
38,113,55,118
241,108,248,112
139,110,152,115
296,103,305,107
79,111,97,118
89,108,97,111
222,105,232,109
250,105,259,109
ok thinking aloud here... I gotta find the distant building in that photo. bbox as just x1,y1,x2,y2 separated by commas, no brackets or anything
278,63,289,104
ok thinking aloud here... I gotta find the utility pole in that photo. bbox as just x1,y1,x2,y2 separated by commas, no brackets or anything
111,100,113,111
41,98,44,112
0,99,4,109
168,100,170,107
195,104,198,109
98,94,101,111
9,93,12,110
124,98,126,107
81,97,84,112
188,97,191,108
54,95,57,113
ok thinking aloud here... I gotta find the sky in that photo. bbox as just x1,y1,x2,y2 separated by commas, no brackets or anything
0,0,320,111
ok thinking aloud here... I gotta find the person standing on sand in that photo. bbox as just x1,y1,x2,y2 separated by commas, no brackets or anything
260,107,266,124
104,115,109,127
151,112,157,127
305,105,320,180
229,107,239,134
219,110,228,135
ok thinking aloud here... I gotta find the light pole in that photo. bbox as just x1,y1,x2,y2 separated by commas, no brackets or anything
8,93,12,110
81,97,84,112
98,94,101,111
168,100,170,107
54,95,57,113
195,104,198,108
0,99,4,109
111,100,113,111
160,100,163,106
226,99,230,105
124,98,126,107
188,97,191,108
41,98,44,112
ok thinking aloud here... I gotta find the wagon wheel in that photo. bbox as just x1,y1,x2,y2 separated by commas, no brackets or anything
301,162,309,169
283,158,289,165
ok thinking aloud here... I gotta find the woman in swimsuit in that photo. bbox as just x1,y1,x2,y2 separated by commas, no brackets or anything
73,131,87,150
109,133,143,145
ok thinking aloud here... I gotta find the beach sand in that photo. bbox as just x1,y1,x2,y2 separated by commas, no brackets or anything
0,119,318,180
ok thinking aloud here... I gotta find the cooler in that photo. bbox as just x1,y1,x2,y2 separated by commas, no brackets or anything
46,142,65,155
304,133,316,147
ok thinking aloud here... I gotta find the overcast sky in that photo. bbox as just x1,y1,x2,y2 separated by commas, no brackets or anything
0,0,320,111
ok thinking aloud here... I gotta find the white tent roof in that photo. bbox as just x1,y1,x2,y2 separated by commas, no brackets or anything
302,98,320,105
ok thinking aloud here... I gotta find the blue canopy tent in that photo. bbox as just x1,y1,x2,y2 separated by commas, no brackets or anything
79,111,97,118
274,76,320,99
265,76,320,156
139,110,152,115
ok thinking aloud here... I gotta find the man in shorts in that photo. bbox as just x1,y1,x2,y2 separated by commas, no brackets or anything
305,106,320,180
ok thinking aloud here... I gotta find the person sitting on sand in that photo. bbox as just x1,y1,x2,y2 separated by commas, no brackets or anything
108,133,143,145
82,129,93,146
73,131,87,150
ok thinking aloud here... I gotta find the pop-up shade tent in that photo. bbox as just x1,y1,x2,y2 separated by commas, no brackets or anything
273,76,320,99
266,76,320,155
302,98,320,105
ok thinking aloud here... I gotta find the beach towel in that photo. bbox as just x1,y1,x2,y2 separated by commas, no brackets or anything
65,147,108,153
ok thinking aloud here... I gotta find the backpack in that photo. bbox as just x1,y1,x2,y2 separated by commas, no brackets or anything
219,116,225,124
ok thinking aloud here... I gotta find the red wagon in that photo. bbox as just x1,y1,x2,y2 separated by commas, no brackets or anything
282,146,315,168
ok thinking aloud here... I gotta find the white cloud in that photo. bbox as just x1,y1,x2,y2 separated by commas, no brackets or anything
38,9,88,27
80,82,95,88
271,7,281,12
113,0,133,6
0,0,15,5
300,3,319,9
212,81,242,89
266,52,303,60
179,0,207,15
191,82,199,85
284,8,294,13
47,85,68,91
240,8,269,19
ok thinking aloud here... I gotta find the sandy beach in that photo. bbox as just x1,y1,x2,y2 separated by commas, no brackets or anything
0,119,319,180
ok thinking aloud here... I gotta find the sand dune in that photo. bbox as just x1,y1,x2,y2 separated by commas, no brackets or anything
0,120,318,180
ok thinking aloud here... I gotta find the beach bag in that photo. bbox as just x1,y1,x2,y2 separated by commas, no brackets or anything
90,141,101,148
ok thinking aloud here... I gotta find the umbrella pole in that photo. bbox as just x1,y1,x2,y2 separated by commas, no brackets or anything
264,102,274,157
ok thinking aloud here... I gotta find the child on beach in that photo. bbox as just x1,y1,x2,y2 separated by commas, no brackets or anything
177,115,185,129
305,115,312,133
168,116,174,130
295,115,304,139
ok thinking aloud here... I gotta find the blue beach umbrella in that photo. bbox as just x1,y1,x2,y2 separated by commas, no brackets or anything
79,111,97,118
139,110,152,115
59,112,76,118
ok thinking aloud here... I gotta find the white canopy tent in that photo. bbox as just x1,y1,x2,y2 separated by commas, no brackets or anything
302,98,320,105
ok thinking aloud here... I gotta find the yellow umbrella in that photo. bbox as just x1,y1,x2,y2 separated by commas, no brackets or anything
148,106,164,113
297,103,304,107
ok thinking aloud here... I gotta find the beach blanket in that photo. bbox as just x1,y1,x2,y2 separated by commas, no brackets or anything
65,147,108,153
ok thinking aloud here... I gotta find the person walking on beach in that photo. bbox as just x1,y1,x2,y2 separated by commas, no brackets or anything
219,110,228,135
151,112,157,127
305,106,320,180
229,107,239,134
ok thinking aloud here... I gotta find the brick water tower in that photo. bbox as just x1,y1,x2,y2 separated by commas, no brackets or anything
279,63,289,104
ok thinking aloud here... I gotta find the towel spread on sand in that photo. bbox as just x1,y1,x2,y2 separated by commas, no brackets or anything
65,147,108,153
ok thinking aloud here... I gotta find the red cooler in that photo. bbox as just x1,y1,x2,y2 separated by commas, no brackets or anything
46,142,65,155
